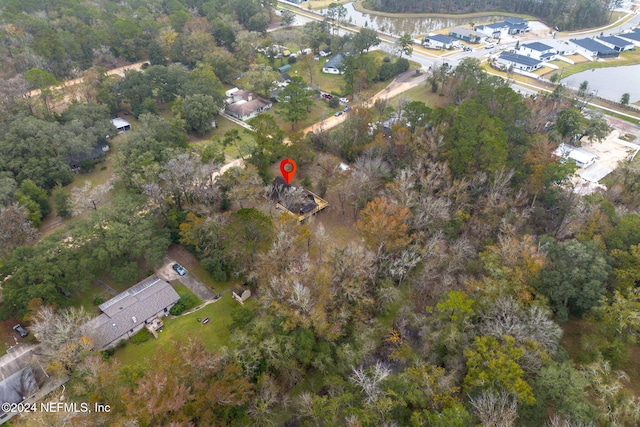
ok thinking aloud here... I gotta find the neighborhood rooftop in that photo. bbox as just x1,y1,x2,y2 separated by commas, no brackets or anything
89,276,179,349
522,42,553,51
426,34,458,44
597,35,632,47
570,38,618,55
497,52,542,68
324,53,345,69
618,31,640,42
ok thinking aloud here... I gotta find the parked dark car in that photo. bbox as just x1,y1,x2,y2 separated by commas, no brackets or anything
172,263,186,276
343,106,351,113
13,324,28,338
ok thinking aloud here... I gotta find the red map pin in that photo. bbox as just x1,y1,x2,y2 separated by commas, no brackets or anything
279,158,297,184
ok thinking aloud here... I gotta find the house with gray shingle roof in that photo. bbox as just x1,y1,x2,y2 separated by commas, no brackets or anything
88,276,180,349
226,89,273,121
596,35,634,52
450,27,481,43
423,34,458,49
617,30,640,46
569,38,619,59
322,53,346,74
517,42,558,61
495,52,543,71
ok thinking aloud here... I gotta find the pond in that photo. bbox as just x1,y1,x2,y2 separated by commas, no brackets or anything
319,3,506,37
560,64,640,104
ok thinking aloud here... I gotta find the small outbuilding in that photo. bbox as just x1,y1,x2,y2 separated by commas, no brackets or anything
111,117,131,133
232,288,252,305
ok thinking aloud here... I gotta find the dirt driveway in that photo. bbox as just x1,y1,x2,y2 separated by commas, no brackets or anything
157,257,215,301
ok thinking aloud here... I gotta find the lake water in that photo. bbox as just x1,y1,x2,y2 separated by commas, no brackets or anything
560,64,640,104
319,3,506,37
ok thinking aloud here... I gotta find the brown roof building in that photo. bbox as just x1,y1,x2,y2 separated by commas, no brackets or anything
226,89,272,121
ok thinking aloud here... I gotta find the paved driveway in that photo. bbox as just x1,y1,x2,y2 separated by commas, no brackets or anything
157,258,215,301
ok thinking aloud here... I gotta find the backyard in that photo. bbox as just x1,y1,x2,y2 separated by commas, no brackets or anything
113,293,253,367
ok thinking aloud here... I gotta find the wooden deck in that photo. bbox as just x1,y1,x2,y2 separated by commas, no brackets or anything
275,190,329,222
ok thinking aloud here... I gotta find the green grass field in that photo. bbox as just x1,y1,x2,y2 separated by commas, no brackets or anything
114,294,254,368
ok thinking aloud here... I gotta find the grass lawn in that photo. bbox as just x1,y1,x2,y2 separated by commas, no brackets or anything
70,282,112,316
41,129,126,237
268,96,336,133
173,282,203,307
303,0,351,10
184,114,256,160
391,83,452,109
114,295,254,367
166,244,238,293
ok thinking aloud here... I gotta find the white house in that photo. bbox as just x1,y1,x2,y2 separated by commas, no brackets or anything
517,42,558,61
554,143,597,168
495,52,543,71
322,53,346,74
423,34,458,49
617,30,640,47
226,89,272,121
596,35,634,52
542,39,576,56
475,23,507,39
569,38,619,59
475,17,529,38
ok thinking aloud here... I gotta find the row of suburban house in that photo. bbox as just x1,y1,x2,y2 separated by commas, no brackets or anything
494,28,639,72
569,29,639,60
445,17,531,45
224,52,347,121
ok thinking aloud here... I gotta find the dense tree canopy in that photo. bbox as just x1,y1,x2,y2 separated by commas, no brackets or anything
363,0,613,31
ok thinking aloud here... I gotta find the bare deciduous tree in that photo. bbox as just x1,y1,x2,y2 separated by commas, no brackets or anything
0,204,39,257
31,306,94,376
349,361,391,404
469,390,518,427
71,178,113,215
545,414,595,427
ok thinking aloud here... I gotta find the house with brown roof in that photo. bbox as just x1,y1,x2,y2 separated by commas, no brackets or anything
225,89,272,121
87,276,180,349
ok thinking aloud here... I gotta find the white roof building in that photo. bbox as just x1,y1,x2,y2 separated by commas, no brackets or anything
554,143,597,168
111,117,131,132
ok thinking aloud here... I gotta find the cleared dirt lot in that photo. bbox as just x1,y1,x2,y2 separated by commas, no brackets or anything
573,129,639,188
